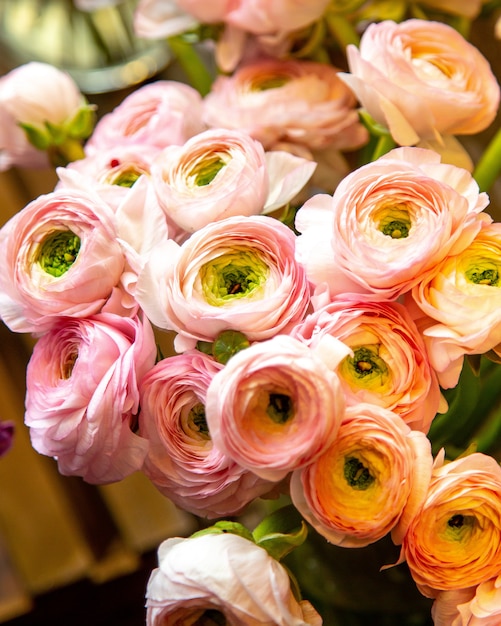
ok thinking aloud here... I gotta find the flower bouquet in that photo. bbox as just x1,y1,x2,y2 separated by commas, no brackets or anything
1,0,501,624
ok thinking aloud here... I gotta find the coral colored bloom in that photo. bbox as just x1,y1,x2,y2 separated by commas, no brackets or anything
410,222,501,388
146,533,323,625
292,298,443,432
295,147,488,301
291,403,433,547
25,313,156,483
205,334,348,482
136,215,311,351
203,58,368,152
139,351,274,518
401,452,501,596
340,19,500,146
0,62,90,170
85,81,205,153
0,188,126,334
432,581,501,626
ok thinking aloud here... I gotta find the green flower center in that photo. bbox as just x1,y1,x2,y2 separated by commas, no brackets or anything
37,230,81,277
190,156,226,186
443,513,477,542
339,345,390,390
266,393,294,424
253,75,290,90
377,206,411,239
194,610,227,626
187,403,210,439
200,249,269,306
465,263,500,286
344,456,375,490
108,167,143,188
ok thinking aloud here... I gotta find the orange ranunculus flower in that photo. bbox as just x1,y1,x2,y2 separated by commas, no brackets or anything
402,452,501,596
290,403,433,548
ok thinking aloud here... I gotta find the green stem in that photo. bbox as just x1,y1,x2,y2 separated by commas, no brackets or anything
473,125,501,192
47,138,86,168
167,35,214,96
370,134,396,161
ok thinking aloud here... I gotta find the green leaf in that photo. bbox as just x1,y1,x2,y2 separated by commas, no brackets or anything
212,330,250,364
252,505,308,561
191,520,254,543
18,122,50,150
66,104,97,139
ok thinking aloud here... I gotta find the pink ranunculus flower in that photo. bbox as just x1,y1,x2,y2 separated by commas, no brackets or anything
134,0,199,39
0,421,14,457
401,452,501,596
409,221,501,389
150,128,316,233
205,334,348,482
146,533,323,625
292,298,444,433
0,62,90,170
24,312,156,483
339,19,500,146
0,187,126,334
295,146,489,302
203,58,368,153
139,350,275,518
291,403,433,547
432,581,501,626
136,215,311,352
84,81,205,154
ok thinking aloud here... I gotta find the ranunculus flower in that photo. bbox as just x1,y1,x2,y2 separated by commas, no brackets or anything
339,19,500,146
401,452,501,596
292,298,444,432
432,581,501,626
0,61,93,170
136,215,311,352
205,334,348,482
0,187,126,334
84,81,205,154
139,350,275,518
409,221,501,389
295,146,489,301
203,58,368,153
146,532,323,625
0,421,14,457
291,403,433,548
25,312,156,483
150,128,316,233
134,0,199,39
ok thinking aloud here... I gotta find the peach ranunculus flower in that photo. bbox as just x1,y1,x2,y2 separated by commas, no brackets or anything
84,80,205,154
136,215,311,352
0,187,126,334
294,146,489,302
138,350,275,518
146,532,323,625
0,61,93,170
432,576,501,626
203,58,368,154
149,128,316,233
401,451,501,597
409,221,501,389
205,333,348,482
24,312,156,483
291,298,444,433
290,403,433,548
339,19,500,147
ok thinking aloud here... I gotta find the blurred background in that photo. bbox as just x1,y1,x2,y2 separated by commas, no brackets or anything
0,2,499,625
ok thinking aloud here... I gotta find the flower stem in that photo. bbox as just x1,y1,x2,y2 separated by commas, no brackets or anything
473,126,501,192
371,134,396,161
167,35,214,96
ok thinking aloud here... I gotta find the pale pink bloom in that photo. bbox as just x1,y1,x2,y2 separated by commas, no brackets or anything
292,298,444,432
139,350,274,518
295,147,489,302
409,221,501,389
0,62,87,170
205,334,348,482
150,128,316,233
401,452,501,596
0,421,14,457
340,19,500,146
25,313,156,483
146,533,323,625
85,81,205,154
0,188,126,334
432,582,501,626
136,215,311,352
291,403,432,547
134,0,198,39
203,58,368,152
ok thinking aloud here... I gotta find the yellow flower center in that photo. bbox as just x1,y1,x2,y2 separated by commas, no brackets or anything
339,345,391,393
373,204,412,239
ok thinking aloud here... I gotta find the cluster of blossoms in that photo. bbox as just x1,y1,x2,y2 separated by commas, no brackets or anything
1,0,501,624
